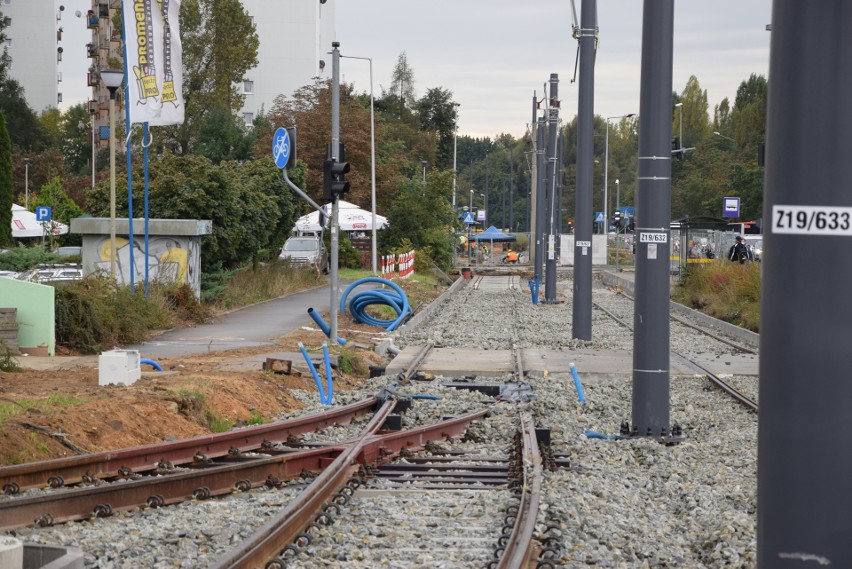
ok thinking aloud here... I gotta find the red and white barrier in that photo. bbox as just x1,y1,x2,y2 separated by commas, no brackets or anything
398,250,416,279
381,254,396,279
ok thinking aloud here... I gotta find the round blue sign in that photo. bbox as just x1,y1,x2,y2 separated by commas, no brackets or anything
272,127,291,169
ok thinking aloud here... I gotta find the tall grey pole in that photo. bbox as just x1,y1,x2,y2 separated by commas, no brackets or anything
329,42,341,346
509,147,514,231
23,158,30,210
758,3,852,566
534,117,546,282
615,179,621,272
544,73,559,302
572,0,596,339
631,1,673,437
530,94,538,268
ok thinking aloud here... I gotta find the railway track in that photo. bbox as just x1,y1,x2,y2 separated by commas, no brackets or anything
592,298,759,413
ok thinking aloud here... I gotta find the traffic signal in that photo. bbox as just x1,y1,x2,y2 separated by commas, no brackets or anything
322,158,350,200
613,210,623,229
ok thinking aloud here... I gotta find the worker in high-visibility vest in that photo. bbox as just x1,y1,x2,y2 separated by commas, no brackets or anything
504,249,519,264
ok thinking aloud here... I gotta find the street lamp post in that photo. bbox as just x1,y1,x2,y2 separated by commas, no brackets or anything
615,178,621,272
675,102,684,151
422,160,427,183
23,158,30,209
604,113,635,242
452,103,460,208
713,131,734,142
101,68,124,280
340,54,377,275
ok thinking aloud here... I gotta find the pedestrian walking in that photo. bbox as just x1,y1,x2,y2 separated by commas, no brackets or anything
728,236,750,264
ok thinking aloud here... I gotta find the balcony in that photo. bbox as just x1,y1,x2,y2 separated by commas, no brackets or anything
87,43,97,58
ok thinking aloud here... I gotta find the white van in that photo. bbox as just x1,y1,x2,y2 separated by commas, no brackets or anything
279,236,328,273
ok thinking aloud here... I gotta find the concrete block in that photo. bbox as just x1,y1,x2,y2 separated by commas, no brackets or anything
23,543,84,569
98,349,141,386
0,536,23,569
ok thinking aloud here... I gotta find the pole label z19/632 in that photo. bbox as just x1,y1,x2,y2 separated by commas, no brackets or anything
772,205,852,235
639,232,668,243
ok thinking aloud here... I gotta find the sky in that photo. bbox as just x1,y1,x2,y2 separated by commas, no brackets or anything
335,0,773,138
58,0,772,139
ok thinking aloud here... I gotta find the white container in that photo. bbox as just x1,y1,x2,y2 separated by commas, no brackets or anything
98,349,142,386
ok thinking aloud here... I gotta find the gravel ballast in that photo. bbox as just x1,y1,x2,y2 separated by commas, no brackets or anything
15,273,759,567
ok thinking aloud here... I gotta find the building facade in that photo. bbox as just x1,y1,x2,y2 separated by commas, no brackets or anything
2,0,61,113
239,0,336,126
85,0,123,153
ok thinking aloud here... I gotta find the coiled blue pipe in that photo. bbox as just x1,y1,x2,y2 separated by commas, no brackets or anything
140,358,162,371
321,342,333,405
298,342,328,405
569,362,586,406
339,277,410,331
307,307,347,344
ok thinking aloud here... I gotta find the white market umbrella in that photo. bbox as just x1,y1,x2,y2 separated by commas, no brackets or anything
293,200,387,233
11,204,69,239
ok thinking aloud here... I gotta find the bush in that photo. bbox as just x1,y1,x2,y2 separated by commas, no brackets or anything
672,262,761,332
54,277,205,353
0,247,58,272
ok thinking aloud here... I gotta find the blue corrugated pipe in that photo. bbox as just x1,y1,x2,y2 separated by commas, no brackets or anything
140,358,162,371
321,342,333,405
307,307,347,344
584,430,614,440
298,342,328,405
528,276,540,305
569,362,586,406
408,394,441,400
339,277,410,331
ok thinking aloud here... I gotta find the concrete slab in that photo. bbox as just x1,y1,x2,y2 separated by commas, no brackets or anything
386,346,759,379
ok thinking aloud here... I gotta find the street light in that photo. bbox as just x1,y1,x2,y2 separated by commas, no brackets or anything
604,113,635,237
452,102,460,208
675,102,684,151
101,68,123,280
340,55,377,275
422,160,427,183
713,131,734,142
23,157,30,209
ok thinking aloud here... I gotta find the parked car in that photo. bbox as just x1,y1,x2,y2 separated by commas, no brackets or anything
279,236,328,273
19,264,83,284
744,236,763,261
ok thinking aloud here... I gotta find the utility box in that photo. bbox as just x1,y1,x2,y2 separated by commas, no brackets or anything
98,350,141,386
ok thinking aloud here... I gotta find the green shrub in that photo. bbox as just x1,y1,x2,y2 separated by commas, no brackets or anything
0,247,59,272
54,277,199,353
672,262,761,332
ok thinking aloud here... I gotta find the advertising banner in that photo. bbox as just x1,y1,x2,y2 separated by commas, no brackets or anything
122,0,184,125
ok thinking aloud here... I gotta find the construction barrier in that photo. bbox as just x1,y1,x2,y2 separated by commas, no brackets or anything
381,254,396,280
398,250,415,279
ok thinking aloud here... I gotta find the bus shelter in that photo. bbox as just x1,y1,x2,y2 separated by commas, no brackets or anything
670,216,734,275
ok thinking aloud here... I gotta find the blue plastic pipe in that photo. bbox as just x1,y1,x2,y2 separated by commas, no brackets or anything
339,277,410,331
584,430,614,440
529,276,540,305
321,342,333,405
569,362,586,406
307,308,347,345
408,394,442,400
298,342,327,404
140,358,162,371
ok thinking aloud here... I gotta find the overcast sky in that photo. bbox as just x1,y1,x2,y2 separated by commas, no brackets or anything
59,0,772,139
336,0,772,138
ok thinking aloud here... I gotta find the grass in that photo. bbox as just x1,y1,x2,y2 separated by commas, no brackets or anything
205,411,233,433
672,261,761,332
210,260,325,311
0,394,89,424
0,342,21,372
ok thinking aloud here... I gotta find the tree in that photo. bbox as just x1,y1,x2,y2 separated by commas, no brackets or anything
388,52,416,115
714,97,733,134
58,104,93,175
195,108,256,164
31,177,84,247
731,74,767,157
0,110,12,245
677,75,710,148
160,0,259,155
415,87,458,170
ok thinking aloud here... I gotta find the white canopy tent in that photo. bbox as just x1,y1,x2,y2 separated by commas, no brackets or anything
11,204,69,239
293,200,387,233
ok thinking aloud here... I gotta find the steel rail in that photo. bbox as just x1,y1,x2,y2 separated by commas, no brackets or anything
496,413,543,569
592,301,759,413
0,397,377,495
212,407,491,568
211,399,397,569
0,444,349,532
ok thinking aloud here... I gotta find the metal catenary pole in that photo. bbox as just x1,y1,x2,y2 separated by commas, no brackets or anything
535,117,547,283
758,2,852,566
631,0,673,437
329,42,341,346
529,94,538,268
572,0,596,339
544,73,559,302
